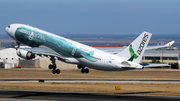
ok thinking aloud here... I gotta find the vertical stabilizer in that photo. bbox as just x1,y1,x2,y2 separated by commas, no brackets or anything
116,31,152,63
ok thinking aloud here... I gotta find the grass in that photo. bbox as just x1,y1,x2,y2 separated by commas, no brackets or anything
0,82,180,96
0,68,180,96
0,68,180,79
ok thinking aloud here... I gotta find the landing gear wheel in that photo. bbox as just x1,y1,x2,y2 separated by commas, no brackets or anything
49,64,53,69
78,65,85,69
56,69,60,74
78,65,82,69
49,57,60,74
81,68,89,74
52,69,60,74
85,68,89,73
53,64,56,70
81,69,85,74
52,69,56,74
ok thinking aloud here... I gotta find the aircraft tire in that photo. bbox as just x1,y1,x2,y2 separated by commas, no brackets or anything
49,64,53,69
52,69,56,74
81,69,85,74
56,69,60,74
53,64,57,70
85,69,89,73
77,65,82,69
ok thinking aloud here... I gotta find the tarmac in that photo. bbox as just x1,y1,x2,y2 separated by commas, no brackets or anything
0,89,180,101
1,69,180,100
0,79,180,83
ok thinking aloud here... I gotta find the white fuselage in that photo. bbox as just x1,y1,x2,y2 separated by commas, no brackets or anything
5,24,143,71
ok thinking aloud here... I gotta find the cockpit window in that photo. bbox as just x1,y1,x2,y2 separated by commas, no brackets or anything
8,26,10,28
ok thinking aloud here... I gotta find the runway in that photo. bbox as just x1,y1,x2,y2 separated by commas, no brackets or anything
0,79,180,83
1,78,180,100
0,79,180,100
0,89,180,101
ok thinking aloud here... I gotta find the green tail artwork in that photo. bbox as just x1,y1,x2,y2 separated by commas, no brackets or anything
128,45,138,61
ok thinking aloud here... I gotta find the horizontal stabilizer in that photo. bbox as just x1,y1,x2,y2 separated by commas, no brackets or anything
140,63,170,68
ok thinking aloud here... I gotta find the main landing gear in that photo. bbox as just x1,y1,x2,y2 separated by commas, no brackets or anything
78,65,89,74
48,57,60,74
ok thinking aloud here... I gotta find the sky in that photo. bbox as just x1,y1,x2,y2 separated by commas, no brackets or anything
0,0,180,37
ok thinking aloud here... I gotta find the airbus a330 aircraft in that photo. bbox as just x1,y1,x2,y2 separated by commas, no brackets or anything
5,24,174,74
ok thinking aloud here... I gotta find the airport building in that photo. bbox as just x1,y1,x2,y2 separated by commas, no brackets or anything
141,47,180,69
142,48,179,63
0,48,38,69
0,48,18,69
0,46,179,69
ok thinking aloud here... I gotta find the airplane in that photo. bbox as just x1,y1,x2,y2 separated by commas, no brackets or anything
94,41,175,54
5,24,173,74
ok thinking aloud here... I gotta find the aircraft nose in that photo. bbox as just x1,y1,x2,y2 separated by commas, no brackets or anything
5,25,16,40
5,25,11,33
5,26,8,33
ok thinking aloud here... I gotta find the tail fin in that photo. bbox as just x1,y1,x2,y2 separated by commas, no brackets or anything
116,31,152,63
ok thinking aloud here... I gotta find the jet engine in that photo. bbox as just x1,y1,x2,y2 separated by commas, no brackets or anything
16,49,35,60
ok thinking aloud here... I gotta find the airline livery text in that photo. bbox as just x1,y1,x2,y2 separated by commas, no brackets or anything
137,33,148,55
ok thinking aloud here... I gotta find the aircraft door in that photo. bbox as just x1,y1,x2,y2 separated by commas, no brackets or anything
71,48,76,56
29,31,34,41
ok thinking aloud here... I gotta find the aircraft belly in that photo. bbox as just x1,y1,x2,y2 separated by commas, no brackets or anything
77,58,124,71
65,58,80,64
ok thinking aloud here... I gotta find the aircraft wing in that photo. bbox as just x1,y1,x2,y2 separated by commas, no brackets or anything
95,41,175,54
140,63,170,68
18,46,66,61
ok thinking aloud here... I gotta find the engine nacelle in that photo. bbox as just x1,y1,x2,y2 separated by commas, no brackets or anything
16,49,35,60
